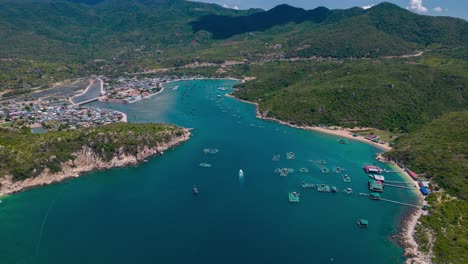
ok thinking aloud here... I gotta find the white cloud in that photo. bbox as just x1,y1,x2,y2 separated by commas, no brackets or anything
222,4,229,8
362,4,374,10
233,6,239,10
433,6,443,12
408,0,428,13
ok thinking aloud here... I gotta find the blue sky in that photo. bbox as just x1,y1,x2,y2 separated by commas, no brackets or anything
193,0,468,20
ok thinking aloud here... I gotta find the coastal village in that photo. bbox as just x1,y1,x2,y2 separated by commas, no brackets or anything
0,76,178,131
100,77,164,103
0,99,123,130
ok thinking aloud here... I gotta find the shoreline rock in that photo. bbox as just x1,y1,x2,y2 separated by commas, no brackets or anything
0,129,191,197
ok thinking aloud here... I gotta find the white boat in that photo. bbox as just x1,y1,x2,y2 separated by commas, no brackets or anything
172,85,179,90
239,169,244,178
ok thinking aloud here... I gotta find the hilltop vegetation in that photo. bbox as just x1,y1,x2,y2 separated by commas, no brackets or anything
232,55,468,131
0,123,186,181
387,112,468,263
0,1,466,91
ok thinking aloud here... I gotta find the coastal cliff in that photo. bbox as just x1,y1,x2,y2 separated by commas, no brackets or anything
0,123,191,196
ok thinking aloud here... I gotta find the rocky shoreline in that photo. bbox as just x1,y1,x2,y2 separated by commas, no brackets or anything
0,129,191,197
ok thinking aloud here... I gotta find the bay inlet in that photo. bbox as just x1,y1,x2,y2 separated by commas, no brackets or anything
0,79,418,263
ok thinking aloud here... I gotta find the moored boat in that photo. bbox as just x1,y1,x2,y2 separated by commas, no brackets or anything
193,185,199,195
199,163,212,168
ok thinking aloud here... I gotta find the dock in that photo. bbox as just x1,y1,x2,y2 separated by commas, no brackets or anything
383,183,414,189
360,193,420,208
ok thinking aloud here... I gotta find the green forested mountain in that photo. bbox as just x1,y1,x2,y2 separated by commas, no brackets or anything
0,0,466,62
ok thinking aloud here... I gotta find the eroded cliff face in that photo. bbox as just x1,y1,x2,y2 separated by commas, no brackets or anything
0,130,190,196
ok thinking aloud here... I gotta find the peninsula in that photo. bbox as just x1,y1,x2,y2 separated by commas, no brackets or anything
0,123,191,196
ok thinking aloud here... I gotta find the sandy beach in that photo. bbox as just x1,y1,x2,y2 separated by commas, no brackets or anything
224,93,392,151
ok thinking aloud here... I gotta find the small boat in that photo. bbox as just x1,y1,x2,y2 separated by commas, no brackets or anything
299,168,309,173
172,85,179,90
193,185,199,195
217,95,222,98
370,192,381,200
343,175,351,182
239,169,244,178
345,188,353,194
331,186,338,193
319,160,327,165
321,168,329,174
339,139,348,144
357,219,369,228
199,163,212,168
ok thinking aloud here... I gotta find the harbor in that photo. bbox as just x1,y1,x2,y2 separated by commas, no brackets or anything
1,79,420,264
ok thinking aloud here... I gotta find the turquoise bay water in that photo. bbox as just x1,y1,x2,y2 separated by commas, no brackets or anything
0,79,417,263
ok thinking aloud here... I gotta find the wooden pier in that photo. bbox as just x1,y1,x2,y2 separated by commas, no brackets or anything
380,198,421,208
383,183,414,189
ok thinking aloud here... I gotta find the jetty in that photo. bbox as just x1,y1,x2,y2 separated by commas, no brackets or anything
383,183,414,189
360,193,420,208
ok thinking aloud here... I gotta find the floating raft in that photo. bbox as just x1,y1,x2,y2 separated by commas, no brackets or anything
317,184,331,192
299,168,309,173
288,192,300,203
320,160,327,165
286,152,296,160
321,168,330,174
272,154,281,161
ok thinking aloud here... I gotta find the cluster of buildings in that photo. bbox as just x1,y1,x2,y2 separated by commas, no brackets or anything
0,100,124,130
102,77,162,103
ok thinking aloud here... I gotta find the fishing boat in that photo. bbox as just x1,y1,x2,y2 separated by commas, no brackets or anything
343,175,351,182
217,87,228,91
193,185,199,195
299,168,309,173
286,152,295,160
239,169,244,178
320,160,327,165
369,192,381,200
345,188,353,194
339,139,348,144
199,163,212,168
331,186,338,193
172,85,179,90
321,168,329,174
357,219,369,228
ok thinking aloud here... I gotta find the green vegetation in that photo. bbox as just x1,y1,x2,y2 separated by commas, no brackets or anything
233,56,468,131
0,123,186,181
386,112,468,262
0,1,466,90
387,111,468,199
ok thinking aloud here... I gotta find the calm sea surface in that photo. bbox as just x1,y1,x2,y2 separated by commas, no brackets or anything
0,79,418,263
